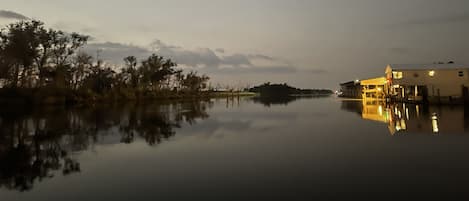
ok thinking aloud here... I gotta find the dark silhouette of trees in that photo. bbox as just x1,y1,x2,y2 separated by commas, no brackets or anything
139,54,178,91
0,20,211,103
123,56,138,88
0,20,89,89
248,83,333,97
181,71,210,92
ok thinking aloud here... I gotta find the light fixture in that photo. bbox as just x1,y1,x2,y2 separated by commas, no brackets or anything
429,70,435,77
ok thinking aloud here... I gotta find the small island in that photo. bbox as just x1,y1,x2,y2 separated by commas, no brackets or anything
248,82,333,97
246,83,333,106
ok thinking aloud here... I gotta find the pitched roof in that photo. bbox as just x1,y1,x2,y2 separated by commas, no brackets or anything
388,63,469,70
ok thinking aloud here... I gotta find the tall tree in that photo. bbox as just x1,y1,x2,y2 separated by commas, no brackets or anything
123,56,138,88
71,52,93,89
0,20,43,87
139,54,177,91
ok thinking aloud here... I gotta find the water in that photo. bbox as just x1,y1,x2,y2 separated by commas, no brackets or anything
1,97,469,200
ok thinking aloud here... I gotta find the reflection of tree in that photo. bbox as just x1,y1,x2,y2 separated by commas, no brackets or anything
0,108,81,191
118,101,211,145
252,95,319,107
0,101,211,191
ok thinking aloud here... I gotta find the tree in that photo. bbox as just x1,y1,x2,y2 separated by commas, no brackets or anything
0,20,43,87
49,31,89,88
0,20,211,101
181,71,209,92
0,20,89,88
139,54,177,91
123,56,138,88
71,52,93,89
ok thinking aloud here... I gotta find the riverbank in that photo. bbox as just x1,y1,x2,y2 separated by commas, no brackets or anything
0,88,256,106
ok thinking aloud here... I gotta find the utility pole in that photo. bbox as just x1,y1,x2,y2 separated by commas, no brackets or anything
96,49,102,66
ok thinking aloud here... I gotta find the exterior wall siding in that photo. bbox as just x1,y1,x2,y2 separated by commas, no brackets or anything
389,69,469,97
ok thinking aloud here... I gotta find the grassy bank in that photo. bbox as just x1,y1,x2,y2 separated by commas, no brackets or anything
0,88,256,106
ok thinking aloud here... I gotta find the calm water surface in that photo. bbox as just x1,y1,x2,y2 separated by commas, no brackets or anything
1,97,469,200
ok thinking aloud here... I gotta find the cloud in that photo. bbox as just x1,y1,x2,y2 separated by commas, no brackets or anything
215,48,225,53
52,21,97,36
247,54,274,61
151,39,296,73
400,12,469,26
308,69,328,74
83,42,151,65
221,54,251,66
0,10,28,20
84,39,297,74
388,47,410,54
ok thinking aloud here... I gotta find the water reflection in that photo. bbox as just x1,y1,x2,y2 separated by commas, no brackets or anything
0,101,212,191
251,95,328,107
341,99,469,135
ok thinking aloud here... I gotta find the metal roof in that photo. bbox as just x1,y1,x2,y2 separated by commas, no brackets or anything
360,77,386,86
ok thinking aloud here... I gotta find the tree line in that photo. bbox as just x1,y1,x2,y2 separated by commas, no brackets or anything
0,20,210,102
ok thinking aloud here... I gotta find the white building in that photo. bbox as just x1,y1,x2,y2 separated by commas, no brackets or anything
385,63,469,103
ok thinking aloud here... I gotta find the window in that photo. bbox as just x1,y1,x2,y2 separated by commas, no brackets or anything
459,71,464,77
413,73,419,78
392,71,403,79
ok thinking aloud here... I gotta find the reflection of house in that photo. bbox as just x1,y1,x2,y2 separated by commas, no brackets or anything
361,100,389,123
341,100,469,135
386,63,469,103
387,104,469,135
339,80,361,98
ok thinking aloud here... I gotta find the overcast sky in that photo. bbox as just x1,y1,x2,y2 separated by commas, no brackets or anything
1,0,468,89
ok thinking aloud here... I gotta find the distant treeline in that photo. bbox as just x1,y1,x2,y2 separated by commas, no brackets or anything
0,20,210,104
248,83,333,96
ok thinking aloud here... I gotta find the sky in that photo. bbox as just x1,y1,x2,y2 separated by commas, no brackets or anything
1,0,468,89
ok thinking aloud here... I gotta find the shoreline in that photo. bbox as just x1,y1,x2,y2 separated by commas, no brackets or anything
0,88,257,106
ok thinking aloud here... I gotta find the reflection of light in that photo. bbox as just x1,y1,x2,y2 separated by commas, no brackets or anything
377,87,382,92
432,113,439,133
429,70,435,77
400,119,407,130
398,111,402,119
416,105,420,118
406,108,409,120
396,121,401,131
378,105,383,116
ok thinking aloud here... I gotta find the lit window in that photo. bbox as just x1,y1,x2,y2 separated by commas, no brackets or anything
428,70,435,77
392,71,403,79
